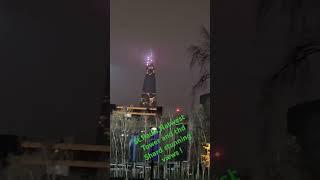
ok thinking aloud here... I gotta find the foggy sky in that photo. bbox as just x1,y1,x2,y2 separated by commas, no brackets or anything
0,0,107,143
110,0,210,113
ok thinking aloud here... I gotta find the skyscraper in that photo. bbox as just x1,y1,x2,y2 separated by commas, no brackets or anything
140,50,157,107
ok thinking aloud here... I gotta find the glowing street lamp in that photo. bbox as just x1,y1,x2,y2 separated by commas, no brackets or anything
125,113,132,117
214,151,221,157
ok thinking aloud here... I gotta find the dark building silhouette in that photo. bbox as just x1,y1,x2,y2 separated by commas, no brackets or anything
140,50,157,108
95,94,108,145
0,135,21,169
288,99,320,179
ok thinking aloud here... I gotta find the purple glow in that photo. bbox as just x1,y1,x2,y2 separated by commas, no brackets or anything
144,49,154,66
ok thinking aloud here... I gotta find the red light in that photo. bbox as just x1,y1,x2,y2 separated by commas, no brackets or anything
176,108,181,112
214,152,221,157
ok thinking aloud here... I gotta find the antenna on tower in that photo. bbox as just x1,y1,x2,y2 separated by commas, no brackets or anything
145,49,154,66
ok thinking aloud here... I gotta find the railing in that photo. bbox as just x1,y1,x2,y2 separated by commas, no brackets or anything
21,142,109,152
20,141,109,169
20,159,108,168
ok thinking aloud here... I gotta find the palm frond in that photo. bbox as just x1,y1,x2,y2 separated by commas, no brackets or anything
200,25,210,42
188,26,210,109
188,26,210,69
188,45,209,70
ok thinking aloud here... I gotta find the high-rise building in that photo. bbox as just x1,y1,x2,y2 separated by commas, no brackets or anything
140,50,157,107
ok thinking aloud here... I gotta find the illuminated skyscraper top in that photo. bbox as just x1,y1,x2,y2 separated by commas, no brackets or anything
140,49,157,107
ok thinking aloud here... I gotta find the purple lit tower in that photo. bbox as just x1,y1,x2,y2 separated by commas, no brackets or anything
140,50,157,107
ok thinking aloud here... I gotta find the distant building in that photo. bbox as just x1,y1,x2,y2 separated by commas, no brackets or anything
0,135,108,179
140,50,157,108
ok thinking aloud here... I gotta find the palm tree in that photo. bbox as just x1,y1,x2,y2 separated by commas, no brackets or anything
188,26,211,180
187,25,210,94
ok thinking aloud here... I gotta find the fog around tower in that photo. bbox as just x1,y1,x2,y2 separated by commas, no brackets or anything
110,0,210,113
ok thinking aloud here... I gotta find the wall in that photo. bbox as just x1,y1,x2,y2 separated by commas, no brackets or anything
213,0,320,179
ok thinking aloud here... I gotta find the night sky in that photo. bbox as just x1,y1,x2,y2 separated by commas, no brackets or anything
110,0,210,113
0,0,107,143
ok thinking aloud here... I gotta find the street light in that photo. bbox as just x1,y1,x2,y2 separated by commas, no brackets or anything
215,151,221,158
125,113,132,117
